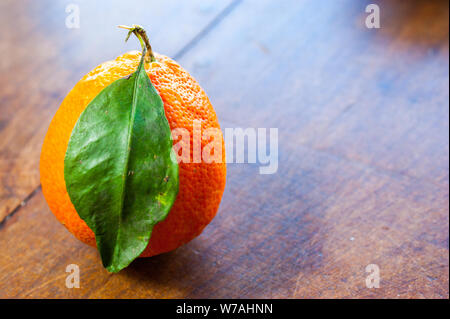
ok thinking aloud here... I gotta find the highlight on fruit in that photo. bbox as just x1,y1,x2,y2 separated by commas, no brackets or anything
40,25,227,273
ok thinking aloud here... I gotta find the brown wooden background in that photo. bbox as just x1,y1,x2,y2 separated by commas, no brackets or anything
0,0,448,299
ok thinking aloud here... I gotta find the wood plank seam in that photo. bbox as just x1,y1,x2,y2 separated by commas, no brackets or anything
0,185,41,230
173,0,243,60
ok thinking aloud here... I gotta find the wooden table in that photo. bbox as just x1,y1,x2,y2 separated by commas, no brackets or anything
0,0,448,299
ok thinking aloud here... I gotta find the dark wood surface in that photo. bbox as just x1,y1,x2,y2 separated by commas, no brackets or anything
0,0,448,298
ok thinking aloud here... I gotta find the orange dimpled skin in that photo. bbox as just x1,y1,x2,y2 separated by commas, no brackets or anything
40,51,226,257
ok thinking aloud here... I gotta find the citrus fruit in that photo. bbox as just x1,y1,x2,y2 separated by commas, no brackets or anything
40,26,226,265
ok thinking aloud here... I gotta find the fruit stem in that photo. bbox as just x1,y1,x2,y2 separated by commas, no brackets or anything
118,24,156,63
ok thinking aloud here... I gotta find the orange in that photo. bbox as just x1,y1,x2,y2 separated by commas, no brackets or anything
40,50,226,257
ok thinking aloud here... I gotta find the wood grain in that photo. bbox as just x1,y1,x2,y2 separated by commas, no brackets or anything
181,0,449,187
0,0,448,298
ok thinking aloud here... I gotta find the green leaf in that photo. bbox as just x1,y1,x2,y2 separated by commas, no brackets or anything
64,53,179,273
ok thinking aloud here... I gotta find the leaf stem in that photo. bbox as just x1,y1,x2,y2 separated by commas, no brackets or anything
118,24,156,63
